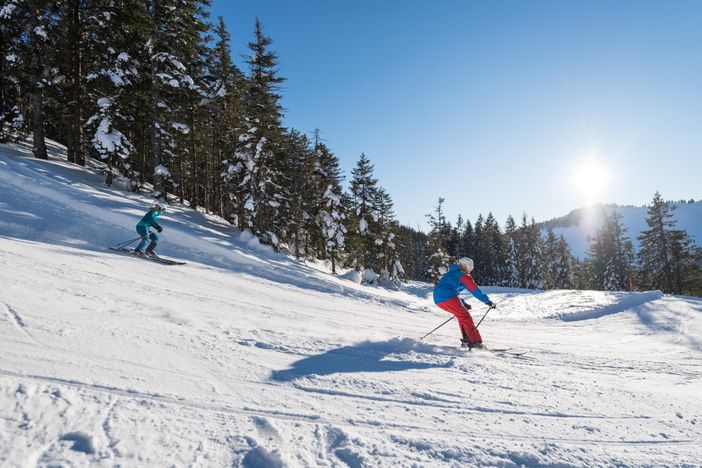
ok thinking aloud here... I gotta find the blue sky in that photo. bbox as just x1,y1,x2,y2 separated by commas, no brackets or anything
210,0,702,230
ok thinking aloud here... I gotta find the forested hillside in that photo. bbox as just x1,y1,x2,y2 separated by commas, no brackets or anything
2,1,700,295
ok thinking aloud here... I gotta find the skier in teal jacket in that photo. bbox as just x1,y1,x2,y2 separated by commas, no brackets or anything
134,203,164,256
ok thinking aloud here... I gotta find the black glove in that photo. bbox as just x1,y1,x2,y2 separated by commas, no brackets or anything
460,299,472,310
156,225,163,233
487,300,496,309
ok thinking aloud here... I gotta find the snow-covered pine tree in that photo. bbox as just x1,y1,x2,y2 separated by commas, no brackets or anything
478,213,503,285
315,145,346,274
347,153,381,272
553,235,575,289
502,215,520,287
425,197,452,283
518,214,544,289
638,192,700,294
460,219,475,262
310,137,347,271
167,1,209,206
375,187,405,283
395,224,428,281
281,129,316,257
53,0,88,165
586,212,632,291
0,0,27,142
472,215,486,282
447,215,463,259
143,0,208,198
227,18,286,243
83,0,142,185
206,16,244,215
606,210,635,290
542,228,559,289
18,0,60,159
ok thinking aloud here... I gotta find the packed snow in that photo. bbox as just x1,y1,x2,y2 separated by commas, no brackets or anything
1,140,701,466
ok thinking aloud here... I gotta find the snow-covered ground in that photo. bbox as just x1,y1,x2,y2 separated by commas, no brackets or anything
1,141,701,467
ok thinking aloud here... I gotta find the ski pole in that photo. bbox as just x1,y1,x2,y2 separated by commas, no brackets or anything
419,316,455,341
466,304,495,341
115,237,141,248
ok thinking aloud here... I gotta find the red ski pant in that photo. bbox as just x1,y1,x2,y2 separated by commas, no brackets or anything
435,297,483,344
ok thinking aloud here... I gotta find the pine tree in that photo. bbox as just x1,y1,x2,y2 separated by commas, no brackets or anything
316,147,346,273
553,235,575,289
83,0,142,185
0,0,27,142
447,215,463,258
56,0,88,165
19,0,60,159
227,18,285,240
281,129,316,257
348,153,381,271
461,219,475,262
542,228,559,289
638,192,700,294
310,137,347,272
502,215,520,287
395,224,428,281
478,213,503,285
375,188,404,283
144,0,209,198
472,215,485,282
425,197,452,283
207,16,244,214
518,215,544,289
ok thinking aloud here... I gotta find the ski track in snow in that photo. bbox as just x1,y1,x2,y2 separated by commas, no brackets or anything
1,141,702,466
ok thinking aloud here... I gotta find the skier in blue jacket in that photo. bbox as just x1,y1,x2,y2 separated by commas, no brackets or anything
134,203,164,257
433,257,496,348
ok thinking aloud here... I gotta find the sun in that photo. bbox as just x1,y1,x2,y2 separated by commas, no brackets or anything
570,157,611,203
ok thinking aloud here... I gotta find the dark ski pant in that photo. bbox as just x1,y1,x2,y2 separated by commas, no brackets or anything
435,297,483,344
135,225,158,252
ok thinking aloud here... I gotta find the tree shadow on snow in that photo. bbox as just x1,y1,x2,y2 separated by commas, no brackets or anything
271,338,452,382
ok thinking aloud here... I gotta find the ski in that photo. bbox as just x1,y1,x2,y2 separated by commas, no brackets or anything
109,247,186,265
485,347,528,357
464,346,528,357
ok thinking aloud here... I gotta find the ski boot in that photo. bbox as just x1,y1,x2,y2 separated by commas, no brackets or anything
145,243,159,258
133,248,145,257
461,339,484,350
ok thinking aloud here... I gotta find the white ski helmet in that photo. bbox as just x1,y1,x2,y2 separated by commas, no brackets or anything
457,257,474,273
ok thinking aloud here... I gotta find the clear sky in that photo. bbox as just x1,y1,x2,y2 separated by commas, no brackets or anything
210,0,702,231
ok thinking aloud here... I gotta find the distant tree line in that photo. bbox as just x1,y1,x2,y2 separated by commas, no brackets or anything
420,193,702,296
2,2,700,294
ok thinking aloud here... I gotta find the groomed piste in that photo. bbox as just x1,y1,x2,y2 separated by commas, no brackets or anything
1,141,701,466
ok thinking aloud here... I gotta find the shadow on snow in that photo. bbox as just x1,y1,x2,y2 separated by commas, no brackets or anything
271,338,454,382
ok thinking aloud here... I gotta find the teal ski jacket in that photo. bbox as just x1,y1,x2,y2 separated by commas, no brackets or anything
136,209,162,230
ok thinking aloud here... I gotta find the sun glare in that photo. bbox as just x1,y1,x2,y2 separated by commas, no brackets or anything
571,158,611,203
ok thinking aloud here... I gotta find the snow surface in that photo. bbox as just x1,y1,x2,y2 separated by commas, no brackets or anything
1,140,701,466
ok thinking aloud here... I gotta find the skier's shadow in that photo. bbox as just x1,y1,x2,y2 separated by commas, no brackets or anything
271,338,450,382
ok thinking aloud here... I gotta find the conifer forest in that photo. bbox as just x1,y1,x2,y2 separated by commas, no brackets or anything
1,0,700,294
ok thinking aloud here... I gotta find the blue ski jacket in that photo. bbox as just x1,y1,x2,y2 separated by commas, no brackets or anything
433,263,490,305
136,209,162,230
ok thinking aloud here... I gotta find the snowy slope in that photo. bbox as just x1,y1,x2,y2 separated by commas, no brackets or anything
1,141,701,467
545,203,702,259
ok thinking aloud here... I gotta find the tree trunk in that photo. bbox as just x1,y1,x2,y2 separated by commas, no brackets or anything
149,0,165,198
67,0,85,166
30,31,47,160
